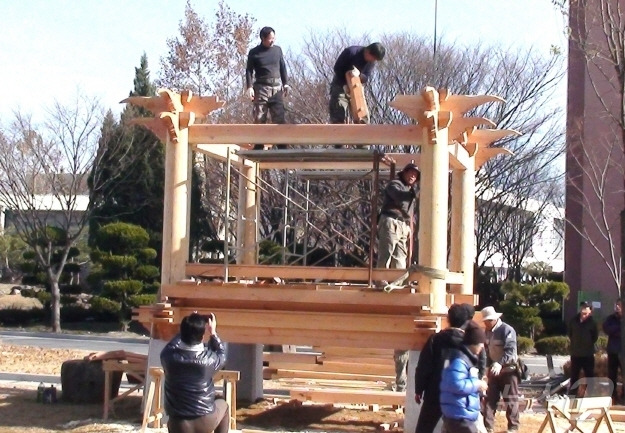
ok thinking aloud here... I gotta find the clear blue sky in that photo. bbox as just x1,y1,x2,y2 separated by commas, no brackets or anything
1,0,566,121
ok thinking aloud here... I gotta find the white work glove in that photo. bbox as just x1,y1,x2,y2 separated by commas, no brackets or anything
283,84,291,97
351,67,360,78
245,87,255,101
490,362,502,376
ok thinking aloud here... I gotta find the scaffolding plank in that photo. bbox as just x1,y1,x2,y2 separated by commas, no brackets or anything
290,388,405,406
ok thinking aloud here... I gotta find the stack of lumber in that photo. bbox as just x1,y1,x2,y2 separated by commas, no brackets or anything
264,346,405,408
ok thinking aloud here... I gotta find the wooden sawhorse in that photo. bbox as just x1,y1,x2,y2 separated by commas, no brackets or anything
141,367,240,432
102,359,147,419
538,396,615,433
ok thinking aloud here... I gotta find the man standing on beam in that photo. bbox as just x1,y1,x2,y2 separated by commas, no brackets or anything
245,26,290,150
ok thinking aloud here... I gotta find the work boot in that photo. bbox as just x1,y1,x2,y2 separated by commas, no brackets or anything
253,144,264,150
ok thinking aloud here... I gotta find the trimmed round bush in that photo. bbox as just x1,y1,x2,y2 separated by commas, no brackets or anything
596,335,608,353
90,296,121,315
535,336,570,355
95,223,149,255
128,293,157,307
134,265,160,281
517,336,535,355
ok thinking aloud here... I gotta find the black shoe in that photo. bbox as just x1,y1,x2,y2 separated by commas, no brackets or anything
253,144,264,150
333,144,343,149
276,144,287,150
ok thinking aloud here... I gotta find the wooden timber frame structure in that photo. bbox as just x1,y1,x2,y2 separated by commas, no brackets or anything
129,86,516,354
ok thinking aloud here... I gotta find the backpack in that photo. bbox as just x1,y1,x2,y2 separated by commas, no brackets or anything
516,359,529,381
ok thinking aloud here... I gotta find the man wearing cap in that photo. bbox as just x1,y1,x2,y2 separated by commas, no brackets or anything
377,162,420,392
245,26,290,150
440,321,489,433
568,301,598,396
481,306,519,433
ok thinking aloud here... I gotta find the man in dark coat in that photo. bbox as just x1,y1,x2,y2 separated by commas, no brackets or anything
567,301,598,396
413,304,470,433
603,299,622,402
160,313,228,433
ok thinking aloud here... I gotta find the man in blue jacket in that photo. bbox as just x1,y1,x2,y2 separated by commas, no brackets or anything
440,321,489,433
161,313,229,433
603,299,622,402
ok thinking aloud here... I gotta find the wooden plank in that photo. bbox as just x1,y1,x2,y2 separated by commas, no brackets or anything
188,124,422,146
317,355,394,366
290,388,405,406
266,361,394,376
315,346,395,358
264,368,394,382
263,352,319,364
346,73,369,124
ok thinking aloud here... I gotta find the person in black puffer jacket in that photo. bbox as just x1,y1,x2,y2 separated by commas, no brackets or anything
160,313,228,433
414,304,470,433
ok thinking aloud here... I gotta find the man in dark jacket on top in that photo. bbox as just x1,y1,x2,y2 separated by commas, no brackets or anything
329,42,385,127
414,304,470,433
603,299,623,402
568,301,598,396
161,313,228,433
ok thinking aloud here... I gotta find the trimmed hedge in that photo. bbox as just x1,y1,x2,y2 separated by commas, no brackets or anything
535,336,570,355
517,336,535,355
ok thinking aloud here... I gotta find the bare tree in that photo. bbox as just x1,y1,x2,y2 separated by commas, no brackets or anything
0,95,133,332
284,32,565,273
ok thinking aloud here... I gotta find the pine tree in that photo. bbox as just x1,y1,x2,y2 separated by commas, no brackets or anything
89,54,165,263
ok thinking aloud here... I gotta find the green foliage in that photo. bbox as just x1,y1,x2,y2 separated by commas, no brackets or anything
137,248,158,262
99,255,139,274
90,296,121,315
95,223,150,254
0,308,45,326
128,293,157,307
535,336,570,355
90,222,159,329
259,240,284,264
60,284,83,295
36,291,51,304
597,335,608,353
60,305,92,322
499,280,569,338
517,336,535,355
89,54,164,264
134,265,160,281
60,294,75,306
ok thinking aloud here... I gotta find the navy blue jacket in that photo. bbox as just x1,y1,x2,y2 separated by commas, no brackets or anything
160,333,226,418
440,347,481,422
332,46,376,87
603,312,621,354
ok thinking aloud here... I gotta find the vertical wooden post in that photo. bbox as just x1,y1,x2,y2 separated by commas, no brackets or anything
161,115,191,287
237,161,257,266
450,165,475,294
418,113,450,314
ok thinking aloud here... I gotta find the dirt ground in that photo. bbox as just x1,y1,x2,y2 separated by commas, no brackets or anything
1,342,624,433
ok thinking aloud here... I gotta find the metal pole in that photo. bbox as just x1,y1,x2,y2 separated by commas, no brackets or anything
224,148,232,281
282,170,290,265
369,151,381,287
304,179,310,266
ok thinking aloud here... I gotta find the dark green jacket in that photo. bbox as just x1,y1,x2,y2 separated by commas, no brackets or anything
567,314,598,357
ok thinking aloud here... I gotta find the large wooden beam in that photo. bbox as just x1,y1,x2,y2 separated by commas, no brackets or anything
188,124,422,146
184,263,463,284
161,283,432,314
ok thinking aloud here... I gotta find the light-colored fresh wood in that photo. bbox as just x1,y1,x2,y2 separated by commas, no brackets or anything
290,387,405,406
188,124,422,146
346,72,369,124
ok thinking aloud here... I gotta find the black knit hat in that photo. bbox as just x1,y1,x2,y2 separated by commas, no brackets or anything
463,320,486,345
